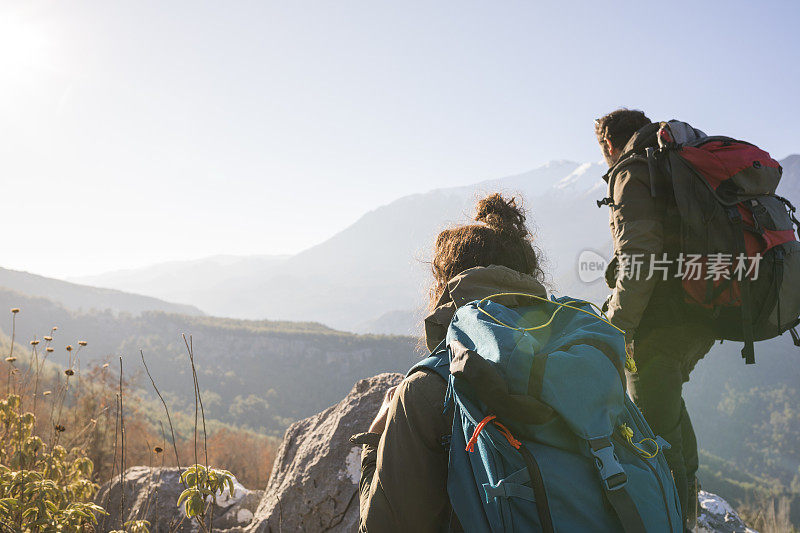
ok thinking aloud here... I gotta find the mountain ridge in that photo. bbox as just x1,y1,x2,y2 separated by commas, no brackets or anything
0,266,204,317
67,159,608,329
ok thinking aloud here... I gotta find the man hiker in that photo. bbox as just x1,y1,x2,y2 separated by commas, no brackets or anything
595,108,715,529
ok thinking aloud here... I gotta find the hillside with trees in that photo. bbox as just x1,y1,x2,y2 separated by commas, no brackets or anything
0,287,418,436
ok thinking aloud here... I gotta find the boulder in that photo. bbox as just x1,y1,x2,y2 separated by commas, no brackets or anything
698,491,758,533
246,372,403,532
94,465,263,532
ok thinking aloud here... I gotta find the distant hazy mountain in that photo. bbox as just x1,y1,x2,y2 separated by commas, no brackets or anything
72,161,611,331
0,267,203,317
351,309,422,337
72,255,289,314
780,154,800,201
69,155,799,335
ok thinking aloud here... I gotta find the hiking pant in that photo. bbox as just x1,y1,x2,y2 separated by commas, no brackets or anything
626,323,715,526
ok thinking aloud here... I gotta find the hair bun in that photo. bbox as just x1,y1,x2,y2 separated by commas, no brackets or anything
474,193,528,237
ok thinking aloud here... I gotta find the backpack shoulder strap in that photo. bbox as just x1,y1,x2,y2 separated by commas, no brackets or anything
407,340,450,382
588,437,648,533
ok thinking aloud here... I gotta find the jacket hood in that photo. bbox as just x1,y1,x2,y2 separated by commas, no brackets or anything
423,264,548,351
602,122,660,183
620,121,660,156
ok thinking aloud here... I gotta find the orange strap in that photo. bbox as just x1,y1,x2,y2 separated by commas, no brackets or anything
493,420,522,449
465,415,522,452
466,415,496,452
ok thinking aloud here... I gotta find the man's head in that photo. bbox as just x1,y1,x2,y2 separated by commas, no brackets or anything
594,108,651,167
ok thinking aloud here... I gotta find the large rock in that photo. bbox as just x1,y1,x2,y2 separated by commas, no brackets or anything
94,465,263,532
246,372,403,532
698,491,758,533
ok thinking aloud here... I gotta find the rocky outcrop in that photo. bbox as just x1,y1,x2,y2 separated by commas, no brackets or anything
94,466,262,532
245,372,403,532
91,372,400,533
697,491,758,533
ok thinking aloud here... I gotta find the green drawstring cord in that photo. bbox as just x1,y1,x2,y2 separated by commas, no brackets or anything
619,423,659,459
475,292,638,374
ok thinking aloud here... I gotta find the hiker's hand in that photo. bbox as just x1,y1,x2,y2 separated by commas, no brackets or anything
626,341,634,359
368,385,399,434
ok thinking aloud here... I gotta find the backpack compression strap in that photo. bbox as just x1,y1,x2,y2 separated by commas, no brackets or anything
727,206,756,364
588,437,648,533
517,443,555,532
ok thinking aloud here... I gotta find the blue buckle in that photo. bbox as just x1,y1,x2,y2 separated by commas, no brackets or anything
655,435,671,451
481,468,536,503
590,444,627,491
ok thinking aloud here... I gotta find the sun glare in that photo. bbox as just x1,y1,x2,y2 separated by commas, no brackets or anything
0,14,49,74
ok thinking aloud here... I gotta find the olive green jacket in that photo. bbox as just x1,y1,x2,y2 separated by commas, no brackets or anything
353,265,548,532
603,122,668,341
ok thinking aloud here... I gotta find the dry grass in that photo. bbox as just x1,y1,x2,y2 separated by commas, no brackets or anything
739,496,795,533
1,312,279,490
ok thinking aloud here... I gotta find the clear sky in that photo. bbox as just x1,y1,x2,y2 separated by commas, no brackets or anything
2,0,798,278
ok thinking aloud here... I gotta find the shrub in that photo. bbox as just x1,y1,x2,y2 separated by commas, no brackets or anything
177,464,235,532
0,393,106,531
1,309,281,532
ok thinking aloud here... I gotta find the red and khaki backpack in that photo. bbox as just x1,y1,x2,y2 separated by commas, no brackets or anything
647,120,800,363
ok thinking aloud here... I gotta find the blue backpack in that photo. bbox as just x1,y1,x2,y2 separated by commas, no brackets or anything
409,293,683,532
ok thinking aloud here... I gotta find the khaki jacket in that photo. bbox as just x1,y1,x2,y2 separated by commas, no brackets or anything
603,123,669,340
354,265,548,532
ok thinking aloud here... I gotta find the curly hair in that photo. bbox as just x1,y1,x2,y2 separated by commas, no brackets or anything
428,193,544,310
